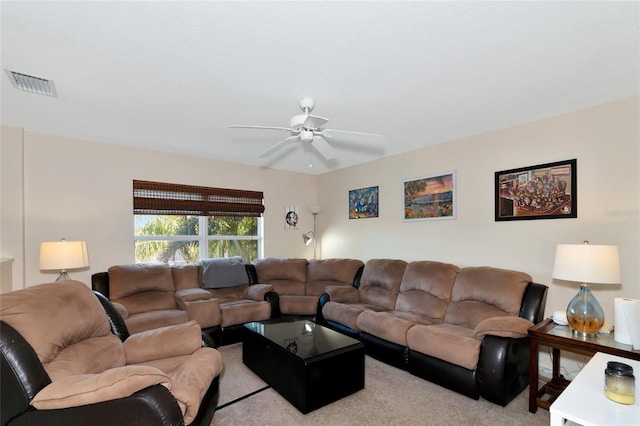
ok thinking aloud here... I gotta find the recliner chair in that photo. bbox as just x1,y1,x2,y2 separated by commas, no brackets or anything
1,281,223,426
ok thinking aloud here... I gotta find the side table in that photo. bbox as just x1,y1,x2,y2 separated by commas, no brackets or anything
550,352,639,426
528,318,640,413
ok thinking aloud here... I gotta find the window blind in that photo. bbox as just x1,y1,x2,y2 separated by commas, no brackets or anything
133,180,265,217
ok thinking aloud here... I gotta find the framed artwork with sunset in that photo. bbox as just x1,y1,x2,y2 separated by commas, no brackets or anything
403,171,456,221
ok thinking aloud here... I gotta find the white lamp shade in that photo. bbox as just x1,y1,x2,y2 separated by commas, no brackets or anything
40,240,89,270
308,205,322,214
552,243,621,284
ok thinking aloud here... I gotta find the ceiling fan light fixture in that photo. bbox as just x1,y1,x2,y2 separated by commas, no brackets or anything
300,129,315,142
5,69,57,97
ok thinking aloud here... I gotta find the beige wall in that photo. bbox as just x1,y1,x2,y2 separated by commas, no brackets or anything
318,96,640,323
1,96,638,323
0,125,25,291
1,130,318,287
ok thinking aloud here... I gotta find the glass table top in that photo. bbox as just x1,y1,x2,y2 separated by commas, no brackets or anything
244,319,361,360
544,322,638,353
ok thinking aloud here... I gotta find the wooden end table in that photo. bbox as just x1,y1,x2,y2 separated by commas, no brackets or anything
528,318,640,413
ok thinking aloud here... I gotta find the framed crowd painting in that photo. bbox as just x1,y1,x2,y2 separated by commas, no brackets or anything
403,171,456,221
495,159,577,221
349,186,379,219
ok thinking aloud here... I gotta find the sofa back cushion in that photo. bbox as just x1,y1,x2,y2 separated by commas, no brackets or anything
395,261,460,322
358,259,408,310
171,264,202,291
253,258,308,296
0,282,125,377
444,266,531,329
200,256,249,289
108,263,177,314
306,258,364,296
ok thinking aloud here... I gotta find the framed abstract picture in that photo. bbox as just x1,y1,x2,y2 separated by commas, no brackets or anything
495,159,577,221
349,186,379,219
403,171,456,221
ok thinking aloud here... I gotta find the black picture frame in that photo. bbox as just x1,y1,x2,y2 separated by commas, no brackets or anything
495,159,577,221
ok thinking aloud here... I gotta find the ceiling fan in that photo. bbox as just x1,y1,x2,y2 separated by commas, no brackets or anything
229,97,383,163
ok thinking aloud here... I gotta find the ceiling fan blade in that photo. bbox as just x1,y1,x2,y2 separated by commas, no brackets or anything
303,114,329,130
324,129,384,138
311,136,337,160
259,136,298,158
229,124,295,132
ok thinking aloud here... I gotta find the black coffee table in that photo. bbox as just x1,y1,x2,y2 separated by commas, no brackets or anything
243,319,364,413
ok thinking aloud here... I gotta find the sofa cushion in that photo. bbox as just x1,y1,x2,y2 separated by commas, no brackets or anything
109,264,177,313
322,301,387,331
124,321,203,365
395,260,459,322
125,310,190,335
358,259,408,310
357,311,420,346
171,264,202,291
31,365,172,410
407,323,481,370
306,258,364,296
0,281,114,365
219,300,271,327
108,263,174,297
278,295,319,315
45,335,126,381
443,266,531,329
253,258,308,296
201,256,248,289
253,257,308,282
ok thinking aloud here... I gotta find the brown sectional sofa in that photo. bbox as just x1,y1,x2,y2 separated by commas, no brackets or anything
316,258,548,406
252,258,364,316
91,256,545,407
92,259,278,344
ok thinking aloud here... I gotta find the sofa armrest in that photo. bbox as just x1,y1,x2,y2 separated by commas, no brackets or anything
186,300,221,329
519,282,548,323
16,384,184,426
477,334,531,406
473,316,534,340
243,284,273,301
325,285,360,303
124,321,203,364
91,272,110,299
112,302,129,320
31,365,171,410
175,288,214,306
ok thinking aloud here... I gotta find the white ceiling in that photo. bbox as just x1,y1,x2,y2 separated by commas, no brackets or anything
1,1,638,175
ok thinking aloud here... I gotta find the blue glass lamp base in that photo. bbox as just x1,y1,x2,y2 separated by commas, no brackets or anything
55,271,71,282
566,284,605,338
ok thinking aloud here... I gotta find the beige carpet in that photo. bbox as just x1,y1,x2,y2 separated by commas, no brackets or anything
211,343,550,426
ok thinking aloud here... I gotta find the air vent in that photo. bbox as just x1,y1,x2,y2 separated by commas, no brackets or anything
5,69,57,97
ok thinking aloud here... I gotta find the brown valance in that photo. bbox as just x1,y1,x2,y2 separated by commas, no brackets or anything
133,180,264,217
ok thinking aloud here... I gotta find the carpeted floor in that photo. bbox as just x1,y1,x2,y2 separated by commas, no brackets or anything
211,343,550,425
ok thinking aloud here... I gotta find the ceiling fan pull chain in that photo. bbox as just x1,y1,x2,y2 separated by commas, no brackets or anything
309,143,313,168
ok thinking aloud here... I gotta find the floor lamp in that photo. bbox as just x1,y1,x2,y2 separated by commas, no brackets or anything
302,205,322,259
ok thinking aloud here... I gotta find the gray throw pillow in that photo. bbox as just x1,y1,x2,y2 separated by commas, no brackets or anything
200,256,248,288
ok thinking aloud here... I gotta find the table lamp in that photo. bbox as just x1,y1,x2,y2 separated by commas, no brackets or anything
40,238,90,281
552,241,621,337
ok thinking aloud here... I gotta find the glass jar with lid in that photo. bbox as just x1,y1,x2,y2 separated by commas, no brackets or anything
604,361,635,405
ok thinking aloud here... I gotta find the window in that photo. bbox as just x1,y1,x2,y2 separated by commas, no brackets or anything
133,180,264,264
